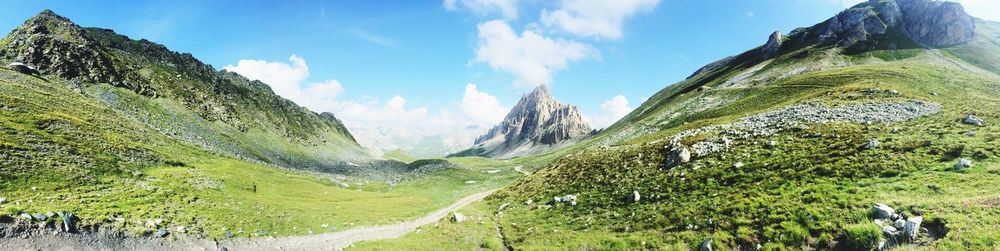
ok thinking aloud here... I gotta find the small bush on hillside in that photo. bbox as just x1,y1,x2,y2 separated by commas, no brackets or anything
844,223,882,250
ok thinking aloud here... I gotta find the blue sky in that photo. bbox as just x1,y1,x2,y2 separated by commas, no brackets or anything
2,0,998,156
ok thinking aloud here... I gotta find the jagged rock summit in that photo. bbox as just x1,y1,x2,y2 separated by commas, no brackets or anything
467,85,592,158
761,0,975,56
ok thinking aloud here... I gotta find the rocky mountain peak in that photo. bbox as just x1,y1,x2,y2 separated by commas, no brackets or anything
778,0,974,52
469,84,592,158
762,31,783,56
0,10,154,95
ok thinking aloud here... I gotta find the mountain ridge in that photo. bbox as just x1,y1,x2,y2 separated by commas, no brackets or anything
0,10,375,174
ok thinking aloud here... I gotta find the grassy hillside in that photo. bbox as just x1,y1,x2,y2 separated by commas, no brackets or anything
0,65,529,238
358,18,1000,251
0,10,538,240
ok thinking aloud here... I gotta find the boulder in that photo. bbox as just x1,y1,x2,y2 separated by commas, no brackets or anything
954,158,972,170
866,139,880,150
155,228,169,238
903,216,923,240
873,203,895,219
663,142,692,168
32,213,46,221
632,191,641,203
962,115,985,126
6,62,40,75
766,140,777,148
700,240,713,251
58,212,76,233
452,212,466,223
894,219,906,229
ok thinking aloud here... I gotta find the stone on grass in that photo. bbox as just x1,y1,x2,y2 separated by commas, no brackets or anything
6,62,40,75
663,142,691,168
498,203,510,212
32,213,46,221
962,115,985,126
452,212,466,223
766,140,777,148
155,229,168,238
866,139,880,150
0,197,6,204
632,191,641,203
19,213,33,221
903,216,923,241
733,162,745,168
954,158,972,171
700,239,713,251
873,203,895,219
894,219,906,229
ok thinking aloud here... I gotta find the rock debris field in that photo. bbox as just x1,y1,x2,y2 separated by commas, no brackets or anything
669,100,942,156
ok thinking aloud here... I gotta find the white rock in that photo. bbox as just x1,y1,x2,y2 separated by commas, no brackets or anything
866,139,880,150
873,203,895,219
733,162,744,168
955,158,973,170
0,197,6,204
452,212,466,223
962,115,985,126
632,191,641,202
903,216,923,240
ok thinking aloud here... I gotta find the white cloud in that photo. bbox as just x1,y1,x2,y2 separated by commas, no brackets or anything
349,28,398,48
223,55,507,157
475,20,598,87
541,0,660,40
461,84,509,125
589,95,633,129
444,0,520,20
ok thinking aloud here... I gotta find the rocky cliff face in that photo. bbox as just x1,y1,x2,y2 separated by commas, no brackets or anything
770,0,974,55
471,85,592,158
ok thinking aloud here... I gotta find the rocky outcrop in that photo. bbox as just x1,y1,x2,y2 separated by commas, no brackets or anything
470,85,592,158
784,0,975,49
6,62,39,75
762,31,783,56
0,10,154,95
897,0,976,47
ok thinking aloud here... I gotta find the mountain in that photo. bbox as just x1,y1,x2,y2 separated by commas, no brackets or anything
483,0,1000,249
457,85,592,158
0,10,387,178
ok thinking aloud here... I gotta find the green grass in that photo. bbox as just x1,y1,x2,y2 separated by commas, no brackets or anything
0,68,525,239
358,37,1000,249
383,149,418,163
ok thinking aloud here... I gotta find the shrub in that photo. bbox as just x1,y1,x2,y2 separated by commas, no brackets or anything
844,223,882,250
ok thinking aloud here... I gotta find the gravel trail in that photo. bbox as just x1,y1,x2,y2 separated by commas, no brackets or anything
0,190,496,251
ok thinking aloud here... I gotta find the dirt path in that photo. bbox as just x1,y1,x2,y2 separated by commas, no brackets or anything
513,165,531,175
0,190,496,251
